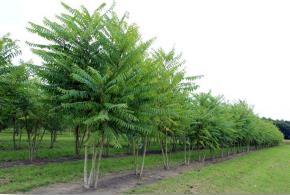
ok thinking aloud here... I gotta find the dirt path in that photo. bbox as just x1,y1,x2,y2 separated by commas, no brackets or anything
29,151,249,195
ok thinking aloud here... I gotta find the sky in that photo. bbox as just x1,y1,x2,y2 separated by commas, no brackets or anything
1,0,290,120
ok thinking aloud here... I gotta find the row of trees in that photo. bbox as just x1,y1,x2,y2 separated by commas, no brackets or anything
263,118,290,139
0,36,66,160
0,3,283,189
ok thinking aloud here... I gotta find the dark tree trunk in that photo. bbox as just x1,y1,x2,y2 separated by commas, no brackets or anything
50,130,57,149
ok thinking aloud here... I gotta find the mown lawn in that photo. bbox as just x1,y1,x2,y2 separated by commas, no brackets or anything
130,144,290,194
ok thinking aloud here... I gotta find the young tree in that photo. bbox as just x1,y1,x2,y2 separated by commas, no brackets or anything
28,3,155,188
0,34,23,146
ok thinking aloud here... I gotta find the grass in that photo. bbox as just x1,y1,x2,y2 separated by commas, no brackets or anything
129,144,290,194
0,150,184,193
0,132,76,161
0,141,233,193
0,131,164,162
1,131,288,193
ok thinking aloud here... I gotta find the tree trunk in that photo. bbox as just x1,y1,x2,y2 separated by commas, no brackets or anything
197,145,201,162
172,136,177,152
184,138,187,165
138,136,147,178
50,130,56,149
88,143,97,187
164,131,169,169
94,137,104,188
187,142,191,165
104,143,110,157
160,138,166,169
160,133,169,170
83,145,89,188
202,150,206,162
13,116,17,150
75,126,80,157
53,130,57,142
134,139,139,175
18,128,22,149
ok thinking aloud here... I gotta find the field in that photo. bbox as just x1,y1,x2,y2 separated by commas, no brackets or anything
0,132,217,193
130,143,290,194
0,131,289,194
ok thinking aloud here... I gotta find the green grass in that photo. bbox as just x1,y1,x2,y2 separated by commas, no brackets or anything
0,131,166,162
0,151,183,193
0,143,232,193
1,131,287,193
0,132,76,161
129,144,290,194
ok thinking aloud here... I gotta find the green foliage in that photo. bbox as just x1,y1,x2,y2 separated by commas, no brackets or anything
189,93,283,152
264,118,290,139
0,34,21,66
0,1,285,191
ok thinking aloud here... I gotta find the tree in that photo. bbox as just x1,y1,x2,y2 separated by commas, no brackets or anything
28,2,155,188
0,34,21,132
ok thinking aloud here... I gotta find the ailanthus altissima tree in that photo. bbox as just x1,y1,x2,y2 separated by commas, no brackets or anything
21,1,284,190
27,2,156,188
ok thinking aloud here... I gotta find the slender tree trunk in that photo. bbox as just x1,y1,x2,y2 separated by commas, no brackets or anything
187,142,191,165
25,115,33,161
197,145,201,162
172,136,177,152
13,116,17,150
18,128,22,149
165,131,169,169
38,129,46,145
184,138,187,165
132,139,136,174
160,133,169,170
94,137,104,188
134,139,139,175
104,143,110,157
31,128,38,161
53,130,57,142
160,138,166,169
83,145,89,188
139,136,147,178
88,143,97,187
202,148,207,162
50,130,53,149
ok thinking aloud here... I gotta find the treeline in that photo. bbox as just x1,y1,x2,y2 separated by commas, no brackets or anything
263,118,290,139
0,3,283,189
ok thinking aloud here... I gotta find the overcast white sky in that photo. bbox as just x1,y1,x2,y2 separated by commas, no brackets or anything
1,0,290,120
